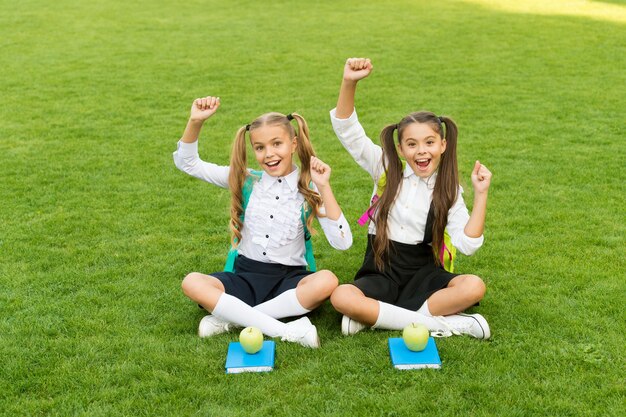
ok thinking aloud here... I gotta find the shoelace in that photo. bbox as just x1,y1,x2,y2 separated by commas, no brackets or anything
430,316,461,338
203,316,230,331
281,327,313,343
281,321,306,342
282,320,319,347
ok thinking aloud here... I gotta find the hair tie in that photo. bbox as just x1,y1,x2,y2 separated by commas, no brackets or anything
394,123,399,130
286,114,294,121
245,124,251,131
437,116,445,137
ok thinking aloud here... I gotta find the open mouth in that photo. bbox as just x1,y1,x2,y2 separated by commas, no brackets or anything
415,158,431,170
265,160,281,169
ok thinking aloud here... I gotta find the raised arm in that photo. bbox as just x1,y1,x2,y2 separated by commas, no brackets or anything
173,96,230,188
446,161,492,256
331,58,384,180
464,161,492,237
181,96,221,143
309,156,352,250
310,156,341,220
335,58,373,119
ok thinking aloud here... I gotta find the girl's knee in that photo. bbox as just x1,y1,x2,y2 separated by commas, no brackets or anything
330,284,357,312
465,275,486,301
181,272,223,299
181,272,202,295
317,270,339,294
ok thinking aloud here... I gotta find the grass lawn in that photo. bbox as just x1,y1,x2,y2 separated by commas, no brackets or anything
1,0,624,416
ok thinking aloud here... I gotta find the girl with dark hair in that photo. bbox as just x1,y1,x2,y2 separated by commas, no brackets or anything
174,96,352,348
330,59,492,339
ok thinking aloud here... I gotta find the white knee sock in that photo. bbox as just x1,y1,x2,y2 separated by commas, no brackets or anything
373,301,444,331
417,300,432,317
254,289,311,319
212,293,287,338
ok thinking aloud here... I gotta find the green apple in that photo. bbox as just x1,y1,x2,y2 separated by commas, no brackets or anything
402,323,429,352
239,326,263,354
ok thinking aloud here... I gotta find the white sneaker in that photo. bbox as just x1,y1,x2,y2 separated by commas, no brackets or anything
198,315,231,338
433,313,491,340
282,316,320,348
341,315,368,336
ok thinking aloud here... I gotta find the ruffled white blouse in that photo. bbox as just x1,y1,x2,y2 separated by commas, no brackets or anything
173,140,352,266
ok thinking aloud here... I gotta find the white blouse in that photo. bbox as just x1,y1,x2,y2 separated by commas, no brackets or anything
329,108,483,256
173,140,352,266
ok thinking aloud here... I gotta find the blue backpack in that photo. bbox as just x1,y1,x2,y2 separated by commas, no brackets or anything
223,170,316,272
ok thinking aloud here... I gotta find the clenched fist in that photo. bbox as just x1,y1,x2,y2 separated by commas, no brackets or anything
343,58,373,82
190,96,221,122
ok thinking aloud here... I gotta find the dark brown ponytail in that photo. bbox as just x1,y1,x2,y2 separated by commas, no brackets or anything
431,115,458,266
371,124,403,270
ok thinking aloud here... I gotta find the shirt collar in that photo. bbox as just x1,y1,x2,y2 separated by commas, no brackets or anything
402,164,414,178
260,165,300,191
403,164,437,189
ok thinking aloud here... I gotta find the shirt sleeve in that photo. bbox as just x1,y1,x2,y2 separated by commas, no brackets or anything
329,108,384,181
172,140,230,188
317,211,353,251
446,186,484,256
309,182,353,250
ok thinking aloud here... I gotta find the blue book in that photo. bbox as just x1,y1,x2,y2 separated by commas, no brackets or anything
225,341,275,374
388,337,442,370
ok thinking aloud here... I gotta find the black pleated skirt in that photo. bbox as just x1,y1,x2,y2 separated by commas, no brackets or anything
352,235,458,310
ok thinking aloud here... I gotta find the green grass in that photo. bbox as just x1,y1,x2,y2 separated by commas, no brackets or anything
1,0,624,416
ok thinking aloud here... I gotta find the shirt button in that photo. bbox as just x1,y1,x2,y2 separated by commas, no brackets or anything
339,225,343,229
270,215,273,219
278,179,282,183
276,196,279,200
263,252,266,255
266,234,269,238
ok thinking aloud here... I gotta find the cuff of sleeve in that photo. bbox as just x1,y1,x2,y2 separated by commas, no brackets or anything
176,140,199,157
329,108,359,132
319,211,349,229
464,234,484,247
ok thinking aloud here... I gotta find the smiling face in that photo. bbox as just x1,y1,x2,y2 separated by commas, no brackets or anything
249,124,297,177
398,122,447,178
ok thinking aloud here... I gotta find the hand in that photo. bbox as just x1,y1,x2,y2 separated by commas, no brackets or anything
471,161,492,194
343,58,373,82
189,96,220,121
310,156,332,188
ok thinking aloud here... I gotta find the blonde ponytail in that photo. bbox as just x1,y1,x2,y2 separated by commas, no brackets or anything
291,113,323,232
228,125,250,247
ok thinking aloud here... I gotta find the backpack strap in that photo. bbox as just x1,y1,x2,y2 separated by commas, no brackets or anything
425,202,456,273
441,231,455,273
301,201,316,272
224,171,262,272
357,163,400,225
